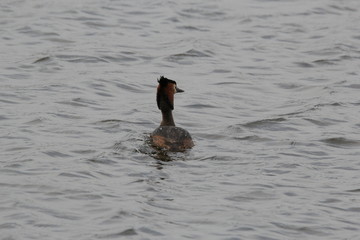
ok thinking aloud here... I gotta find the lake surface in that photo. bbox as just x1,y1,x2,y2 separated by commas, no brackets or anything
1,0,360,239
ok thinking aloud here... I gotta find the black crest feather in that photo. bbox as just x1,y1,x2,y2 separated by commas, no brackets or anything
158,76,176,85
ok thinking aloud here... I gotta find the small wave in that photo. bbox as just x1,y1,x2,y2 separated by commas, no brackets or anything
213,81,242,85
329,4,357,12
167,49,213,62
98,119,129,123
83,21,116,28
276,83,302,89
280,102,345,118
176,25,209,32
212,69,232,74
243,117,287,128
234,135,271,142
115,82,145,93
0,223,20,229
304,118,334,126
313,59,337,65
347,189,360,193
0,115,9,120
0,98,19,104
344,84,360,89
57,98,100,108
95,229,137,239
294,62,314,68
45,38,75,43
43,151,73,158
101,54,138,63
321,137,360,147
56,100,87,107
242,117,301,132
184,103,218,109
178,7,226,20
58,171,97,179
25,118,45,125
33,56,51,63
56,54,108,63
226,190,276,202
271,222,327,236
51,113,84,120
311,7,339,16
86,157,118,165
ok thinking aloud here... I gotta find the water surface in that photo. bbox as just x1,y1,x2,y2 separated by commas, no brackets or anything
1,0,360,239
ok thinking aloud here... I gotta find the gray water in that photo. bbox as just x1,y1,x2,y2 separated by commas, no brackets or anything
1,0,360,239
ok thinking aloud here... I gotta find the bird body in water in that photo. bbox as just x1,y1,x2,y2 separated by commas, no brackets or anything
151,76,194,151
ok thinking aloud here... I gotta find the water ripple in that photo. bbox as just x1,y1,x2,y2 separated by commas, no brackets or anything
321,137,360,148
167,49,213,63
1,0,360,239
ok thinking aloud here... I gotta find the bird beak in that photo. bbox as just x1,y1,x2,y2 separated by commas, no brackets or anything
175,86,184,93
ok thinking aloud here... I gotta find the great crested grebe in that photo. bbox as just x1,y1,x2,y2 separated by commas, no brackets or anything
151,76,194,151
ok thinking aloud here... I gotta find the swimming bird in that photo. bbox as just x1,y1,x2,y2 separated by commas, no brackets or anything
151,76,194,151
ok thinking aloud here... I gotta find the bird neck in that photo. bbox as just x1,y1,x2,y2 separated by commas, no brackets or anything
160,109,175,126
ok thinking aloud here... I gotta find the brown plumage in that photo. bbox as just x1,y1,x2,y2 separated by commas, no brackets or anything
151,76,194,151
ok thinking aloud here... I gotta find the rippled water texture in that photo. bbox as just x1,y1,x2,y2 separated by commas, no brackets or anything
1,0,360,239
